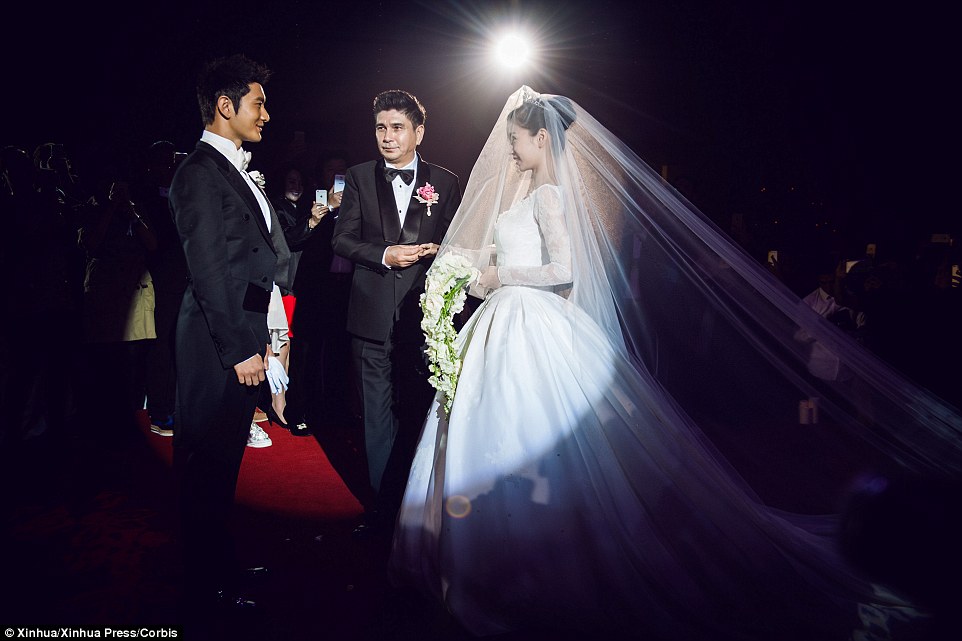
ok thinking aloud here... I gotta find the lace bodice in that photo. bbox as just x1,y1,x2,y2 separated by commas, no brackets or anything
494,184,572,287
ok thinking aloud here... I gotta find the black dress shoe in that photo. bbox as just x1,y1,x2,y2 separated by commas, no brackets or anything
289,422,312,437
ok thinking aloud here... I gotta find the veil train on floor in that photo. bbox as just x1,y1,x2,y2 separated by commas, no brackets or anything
391,86,962,639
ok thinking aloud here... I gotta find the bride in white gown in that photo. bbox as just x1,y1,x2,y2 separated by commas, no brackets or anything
389,88,962,640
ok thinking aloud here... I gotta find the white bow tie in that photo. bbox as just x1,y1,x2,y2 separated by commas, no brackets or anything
237,148,252,171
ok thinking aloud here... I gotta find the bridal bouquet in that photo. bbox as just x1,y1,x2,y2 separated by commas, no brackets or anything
420,252,479,417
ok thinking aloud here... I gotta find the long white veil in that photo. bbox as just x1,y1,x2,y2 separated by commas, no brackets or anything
439,85,962,487
410,86,962,637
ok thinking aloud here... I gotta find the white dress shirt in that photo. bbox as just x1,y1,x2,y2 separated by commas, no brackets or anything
387,156,419,227
200,130,271,232
382,156,420,267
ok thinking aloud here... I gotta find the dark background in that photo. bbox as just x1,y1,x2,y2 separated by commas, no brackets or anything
6,0,957,270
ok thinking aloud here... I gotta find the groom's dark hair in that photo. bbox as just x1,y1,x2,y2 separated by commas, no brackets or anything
372,90,426,128
196,54,272,126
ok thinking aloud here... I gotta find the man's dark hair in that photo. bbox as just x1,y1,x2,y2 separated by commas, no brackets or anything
372,90,426,128
196,54,272,126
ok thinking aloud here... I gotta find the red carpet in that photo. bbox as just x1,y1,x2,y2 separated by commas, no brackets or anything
142,413,364,520
2,412,473,641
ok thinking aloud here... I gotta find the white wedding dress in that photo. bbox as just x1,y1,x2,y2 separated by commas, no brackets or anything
389,185,905,640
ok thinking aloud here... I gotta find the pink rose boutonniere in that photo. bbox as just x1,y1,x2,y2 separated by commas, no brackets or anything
414,182,440,216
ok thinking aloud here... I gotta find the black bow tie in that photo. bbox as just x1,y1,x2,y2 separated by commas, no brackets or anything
384,167,415,184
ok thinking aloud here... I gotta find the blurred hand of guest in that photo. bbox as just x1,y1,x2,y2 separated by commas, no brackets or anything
328,189,343,210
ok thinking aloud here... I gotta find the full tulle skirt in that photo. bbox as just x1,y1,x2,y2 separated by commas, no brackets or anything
389,285,904,640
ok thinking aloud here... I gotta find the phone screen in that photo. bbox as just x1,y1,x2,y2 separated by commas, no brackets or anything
333,174,345,193
316,189,328,207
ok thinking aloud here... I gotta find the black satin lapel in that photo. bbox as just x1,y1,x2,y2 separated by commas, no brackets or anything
399,162,430,245
269,200,292,290
264,198,281,252
375,159,402,243
195,143,272,245
226,169,271,243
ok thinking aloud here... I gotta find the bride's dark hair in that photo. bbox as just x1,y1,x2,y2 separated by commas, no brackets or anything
507,96,576,150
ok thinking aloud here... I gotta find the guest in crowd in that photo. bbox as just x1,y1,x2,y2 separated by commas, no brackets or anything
265,162,330,436
131,140,187,437
284,150,352,435
1,146,80,452
77,178,157,436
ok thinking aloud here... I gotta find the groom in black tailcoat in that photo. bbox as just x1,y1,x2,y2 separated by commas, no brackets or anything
169,54,289,617
332,90,461,537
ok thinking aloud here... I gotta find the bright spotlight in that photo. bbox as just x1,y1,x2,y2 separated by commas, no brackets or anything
494,32,532,69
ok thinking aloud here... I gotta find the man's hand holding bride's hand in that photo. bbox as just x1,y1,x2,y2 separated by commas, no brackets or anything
385,244,424,268
417,243,439,258
385,243,440,268
478,265,501,291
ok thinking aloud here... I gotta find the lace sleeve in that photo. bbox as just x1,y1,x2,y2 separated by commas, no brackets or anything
497,186,573,286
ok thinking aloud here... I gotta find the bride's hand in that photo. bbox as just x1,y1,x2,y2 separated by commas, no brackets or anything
417,243,439,258
478,265,501,291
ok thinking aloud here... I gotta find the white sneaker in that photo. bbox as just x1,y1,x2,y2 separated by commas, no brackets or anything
247,422,272,448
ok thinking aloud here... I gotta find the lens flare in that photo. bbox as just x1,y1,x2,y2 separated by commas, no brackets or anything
445,495,472,519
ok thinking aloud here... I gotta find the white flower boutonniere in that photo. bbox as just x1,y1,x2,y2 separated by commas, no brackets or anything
414,182,440,216
420,252,480,417
248,170,266,189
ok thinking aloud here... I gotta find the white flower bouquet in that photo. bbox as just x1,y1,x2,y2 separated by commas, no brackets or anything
420,252,480,417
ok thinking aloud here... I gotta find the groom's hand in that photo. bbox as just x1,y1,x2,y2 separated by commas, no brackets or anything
234,351,268,386
385,244,424,268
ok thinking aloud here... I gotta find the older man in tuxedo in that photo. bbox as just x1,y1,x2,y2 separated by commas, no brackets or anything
169,54,289,614
333,90,461,537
